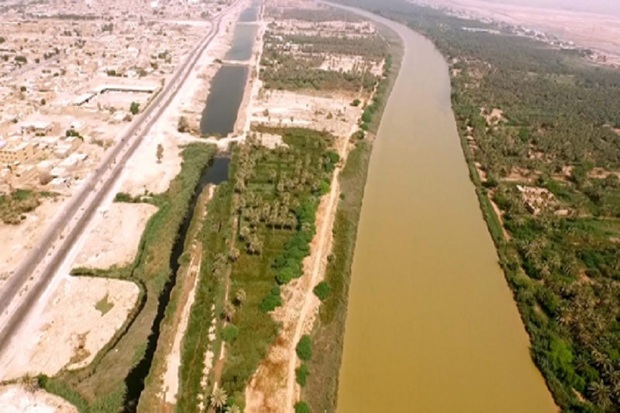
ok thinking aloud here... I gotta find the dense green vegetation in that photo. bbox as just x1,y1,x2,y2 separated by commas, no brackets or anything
213,128,339,408
337,0,620,411
277,7,362,22
39,143,215,412
175,179,235,413
295,335,313,361
260,18,386,92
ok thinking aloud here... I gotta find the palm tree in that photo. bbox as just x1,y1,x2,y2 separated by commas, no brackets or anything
221,302,236,322
228,247,240,262
248,235,262,255
209,387,228,412
234,289,246,306
588,380,611,408
227,406,241,413
239,225,250,242
611,380,620,403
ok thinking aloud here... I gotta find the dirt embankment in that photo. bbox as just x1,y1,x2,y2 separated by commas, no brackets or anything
0,384,78,413
74,203,158,269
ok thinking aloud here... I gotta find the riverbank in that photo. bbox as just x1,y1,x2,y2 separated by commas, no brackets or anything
324,1,557,412
232,2,391,411
302,20,403,412
336,1,620,411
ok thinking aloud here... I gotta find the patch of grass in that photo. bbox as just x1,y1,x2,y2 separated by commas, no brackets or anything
221,324,239,343
0,189,42,224
304,142,373,411
95,294,114,315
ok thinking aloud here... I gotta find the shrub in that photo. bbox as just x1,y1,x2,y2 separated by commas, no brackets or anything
295,335,312,361
130,101,140,115
350,98,361,107
295,364,310,386
221,324,239,343
351,130,365,140
294,401,311,413
260,287,282,313
177,116,189,133
313,281,331,301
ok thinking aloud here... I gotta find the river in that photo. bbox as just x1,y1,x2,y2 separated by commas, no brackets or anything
331,4,557,412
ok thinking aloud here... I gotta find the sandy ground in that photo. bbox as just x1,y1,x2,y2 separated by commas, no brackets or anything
0,3,244,398
120,9,239,196
0,197,66,287
74,203,157,269
319,54,383,76
251,89,362,138
0,276,139,380
0,385,78,413
420,0,620,65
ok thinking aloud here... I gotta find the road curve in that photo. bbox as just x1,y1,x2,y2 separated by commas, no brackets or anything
0,2,240,356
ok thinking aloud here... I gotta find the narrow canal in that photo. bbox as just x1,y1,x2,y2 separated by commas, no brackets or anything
225,24,258,62
123,156,229,411
332,5,557,413
200,2,257,137
199,65,248,137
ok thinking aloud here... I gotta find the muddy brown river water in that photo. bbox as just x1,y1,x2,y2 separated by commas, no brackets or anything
330,4,558,412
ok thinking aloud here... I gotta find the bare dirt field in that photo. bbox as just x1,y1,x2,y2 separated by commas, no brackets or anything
74,203,157,269
421,0,620,65
0,276,139,380
251,89,362,138
0,384,77,413
0,197,66,287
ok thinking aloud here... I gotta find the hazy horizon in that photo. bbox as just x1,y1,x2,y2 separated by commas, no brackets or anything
461,0,620,15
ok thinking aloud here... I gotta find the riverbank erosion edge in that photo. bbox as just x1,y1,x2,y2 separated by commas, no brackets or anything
301,6,403,411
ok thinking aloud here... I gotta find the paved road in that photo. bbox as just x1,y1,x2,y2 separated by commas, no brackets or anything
0,3,238,356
